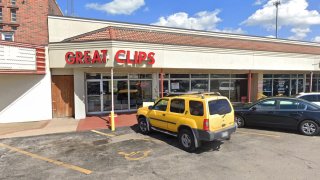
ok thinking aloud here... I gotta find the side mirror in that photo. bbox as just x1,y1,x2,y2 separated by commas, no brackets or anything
250,106,257,111
148,105,153,110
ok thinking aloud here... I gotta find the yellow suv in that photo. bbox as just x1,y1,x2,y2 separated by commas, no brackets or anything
137,93,237,152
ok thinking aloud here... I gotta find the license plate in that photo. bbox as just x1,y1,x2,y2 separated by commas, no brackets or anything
221,131,228,138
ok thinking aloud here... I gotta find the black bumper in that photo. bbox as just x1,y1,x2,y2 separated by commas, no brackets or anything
194,124,237,141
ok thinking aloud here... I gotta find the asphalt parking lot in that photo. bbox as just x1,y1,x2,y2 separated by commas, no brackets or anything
0,126,319,180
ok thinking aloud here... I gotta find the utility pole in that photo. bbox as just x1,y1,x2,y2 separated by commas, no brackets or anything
273,0,281,38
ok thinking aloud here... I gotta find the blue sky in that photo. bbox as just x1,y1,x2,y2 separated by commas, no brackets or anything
56,0,320,42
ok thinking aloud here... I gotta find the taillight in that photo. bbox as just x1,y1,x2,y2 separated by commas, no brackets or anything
203,119,209,131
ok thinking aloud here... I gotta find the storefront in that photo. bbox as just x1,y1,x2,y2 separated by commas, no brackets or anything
48,16,320,119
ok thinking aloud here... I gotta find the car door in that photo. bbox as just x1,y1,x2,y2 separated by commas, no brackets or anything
165,98,186,132
273,99,304,129
148,98,169,130
245,99,278,126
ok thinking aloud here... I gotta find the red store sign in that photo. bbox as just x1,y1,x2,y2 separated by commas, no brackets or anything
65,49,155,65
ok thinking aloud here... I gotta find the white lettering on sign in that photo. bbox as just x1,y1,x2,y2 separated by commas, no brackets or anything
0,45,36,70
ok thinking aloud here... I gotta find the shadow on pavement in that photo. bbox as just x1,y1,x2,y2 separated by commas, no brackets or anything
130,124,224,153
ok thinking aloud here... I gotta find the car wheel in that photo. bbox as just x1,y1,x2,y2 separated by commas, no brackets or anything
299,120,319,136
138,117,150,134
225,135,231,141
235,115,245,128
178,128,196,152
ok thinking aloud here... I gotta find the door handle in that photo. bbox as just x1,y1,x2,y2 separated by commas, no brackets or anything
162,114,166,116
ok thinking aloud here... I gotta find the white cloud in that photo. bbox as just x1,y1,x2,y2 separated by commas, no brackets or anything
86,0,145,15
243,0,320,40
288,27,310,40
216,28,246,34
254,0,267,6
152,10,245,34
312,36,320,42
266,35,276,38
152,10,221,31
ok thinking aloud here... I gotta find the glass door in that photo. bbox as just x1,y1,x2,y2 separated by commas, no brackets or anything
114,80,129,110
103,81,112,111
87,81,102,113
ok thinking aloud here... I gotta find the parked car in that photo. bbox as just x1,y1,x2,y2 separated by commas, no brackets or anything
293,92,320,106
235,97,320,136
137,92,237,152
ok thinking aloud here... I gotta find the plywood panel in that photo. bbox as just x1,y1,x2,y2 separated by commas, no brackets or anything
52,75,74,118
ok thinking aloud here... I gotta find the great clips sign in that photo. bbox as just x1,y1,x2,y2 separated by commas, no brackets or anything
65,49,155,65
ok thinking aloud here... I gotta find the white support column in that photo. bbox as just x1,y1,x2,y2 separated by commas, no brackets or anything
74,69,86,120
152,73,159,100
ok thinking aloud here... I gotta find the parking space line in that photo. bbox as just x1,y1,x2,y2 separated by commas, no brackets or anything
236,131,281,138
0,143,92,175
90,130,115,137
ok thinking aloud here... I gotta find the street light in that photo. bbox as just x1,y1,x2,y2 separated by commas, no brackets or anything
273,0,281,38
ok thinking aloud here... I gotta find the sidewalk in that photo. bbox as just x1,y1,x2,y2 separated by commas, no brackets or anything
0,113,138,139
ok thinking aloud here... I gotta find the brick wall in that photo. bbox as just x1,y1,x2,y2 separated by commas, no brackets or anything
0,0,62,46
48,0,63,16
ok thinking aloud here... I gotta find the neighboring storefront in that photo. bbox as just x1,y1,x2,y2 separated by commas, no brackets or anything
48,16,320,120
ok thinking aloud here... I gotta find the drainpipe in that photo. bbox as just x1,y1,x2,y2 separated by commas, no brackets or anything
248,71,252,103
310,71,313,92
160,68,164,98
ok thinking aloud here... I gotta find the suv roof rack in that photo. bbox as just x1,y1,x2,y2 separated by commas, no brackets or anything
165,92,221,98
165,91,202,97
202,92,221,96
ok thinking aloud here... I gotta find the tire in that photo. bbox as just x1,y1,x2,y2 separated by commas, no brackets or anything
299,120,319,136
178,128,197,152
225,135,231,141
235,115,245,128
138,117,150,134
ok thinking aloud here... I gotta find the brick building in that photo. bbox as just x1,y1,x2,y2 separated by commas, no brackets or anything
0,1,62,123
0,0,62,45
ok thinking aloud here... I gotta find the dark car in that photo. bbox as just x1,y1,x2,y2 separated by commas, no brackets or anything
235,97,320,136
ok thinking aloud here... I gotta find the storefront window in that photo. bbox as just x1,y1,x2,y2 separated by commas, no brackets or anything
191,80,208,92
263,74,306,96
209,75,247,102
86,73,153,113
114,80,129,110
273,79,290,96
129,80,152,109
103,81,112,111
86,73,101,79
274,74,290,79
263,79,272,96
211,74,229,78
159,80,169,97
129,74,152,79
87,81,101,112
191,74,209,78
210,79,230,97
170,80,189,92
229,79,248,102
102,74,127,79
171,74,190,78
